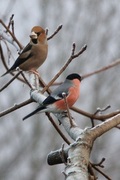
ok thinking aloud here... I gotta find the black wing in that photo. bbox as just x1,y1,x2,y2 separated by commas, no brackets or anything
42,96,58,106
10,43,33,70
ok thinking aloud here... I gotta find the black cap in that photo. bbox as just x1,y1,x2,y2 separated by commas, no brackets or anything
66,73,81,81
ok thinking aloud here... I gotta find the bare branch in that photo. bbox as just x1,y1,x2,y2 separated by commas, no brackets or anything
0,99,32,118
91,158,105,168
62,92,75,127
92,166,111,180
46,113,70,145
90,114,120,141
47,24,63,40
82,59,120,79
0,19,23,49
7,14,14,31
20,71,33,89
71,106,120,121
90,105,111,127
0,71,22,92
0,37,25,84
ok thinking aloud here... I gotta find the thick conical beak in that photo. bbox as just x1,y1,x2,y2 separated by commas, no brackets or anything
30,31,37,39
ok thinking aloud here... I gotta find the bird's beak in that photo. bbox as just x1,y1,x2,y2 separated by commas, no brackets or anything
30,31,37,39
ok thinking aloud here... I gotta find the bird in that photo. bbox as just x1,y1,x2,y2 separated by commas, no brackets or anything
1,26,48,76
23,73,82,120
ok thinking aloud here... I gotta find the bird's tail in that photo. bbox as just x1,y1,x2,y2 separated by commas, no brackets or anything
23,106,46,121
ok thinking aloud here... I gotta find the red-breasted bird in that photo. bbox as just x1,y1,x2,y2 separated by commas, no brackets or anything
1,26,48,76
23,73,81,120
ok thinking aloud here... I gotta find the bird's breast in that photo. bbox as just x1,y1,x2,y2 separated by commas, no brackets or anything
55,79,80,110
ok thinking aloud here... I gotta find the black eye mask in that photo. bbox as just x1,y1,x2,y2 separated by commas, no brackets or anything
31,38,38,44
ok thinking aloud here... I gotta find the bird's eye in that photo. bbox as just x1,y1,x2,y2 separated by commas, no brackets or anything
36,32,41,36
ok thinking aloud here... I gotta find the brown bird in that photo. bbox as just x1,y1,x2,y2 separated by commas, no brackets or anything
1,26,48,76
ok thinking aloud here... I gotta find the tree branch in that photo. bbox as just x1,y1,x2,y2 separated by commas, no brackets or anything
82,59,120,79
47,24,63,40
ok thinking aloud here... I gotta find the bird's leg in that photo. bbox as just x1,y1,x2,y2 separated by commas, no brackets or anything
62,92,75,128
29,69,40,78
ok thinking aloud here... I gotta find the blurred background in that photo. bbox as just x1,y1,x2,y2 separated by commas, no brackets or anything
0,0,120,179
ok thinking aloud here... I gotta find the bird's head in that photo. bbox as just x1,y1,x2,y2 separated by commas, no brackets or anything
66,73,82,81
30,26,47,44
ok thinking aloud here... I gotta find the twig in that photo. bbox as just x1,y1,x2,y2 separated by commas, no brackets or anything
0,99,33,118
11,19,15,36
0,39,25,84
0,19,23,49
90,105,111,127
91,158,105,168
71,43,76,56
0,71,22,92
94,106,111,115
47,25,63,40
46,113,70,145
82,59,120,79
7,14,14,31
62,92,74,127
20,71,33,89
0,42,11,73
71,106,120,121
2,40,12,62
92,166,112,180
38,76,51,94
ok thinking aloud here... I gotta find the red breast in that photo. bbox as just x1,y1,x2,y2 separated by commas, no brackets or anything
55,79,80,110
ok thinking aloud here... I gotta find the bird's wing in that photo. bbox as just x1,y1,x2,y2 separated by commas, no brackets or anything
43,80,73,106
42,96,59,105
10,43,33,70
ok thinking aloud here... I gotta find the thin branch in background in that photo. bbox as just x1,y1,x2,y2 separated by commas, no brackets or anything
0,34,25,84
11,19,15,36
46,113,70,145
0,98,33,118
0,19,23,49
47,24,63,40
71,42,76,56
2,40,12,63
45,28,48,36
38,76,51,94
0,42,11,73
0,71,22,92
20,71,33,89
95,106,111,115
90,105,111,127
71,106,120,121
91,158,105,168
82,59,120,80
92,166,112,180
7,14,14,31
62,92,74,127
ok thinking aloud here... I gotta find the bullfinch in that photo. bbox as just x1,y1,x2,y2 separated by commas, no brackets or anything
23,73,81,120
1,26,48,76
